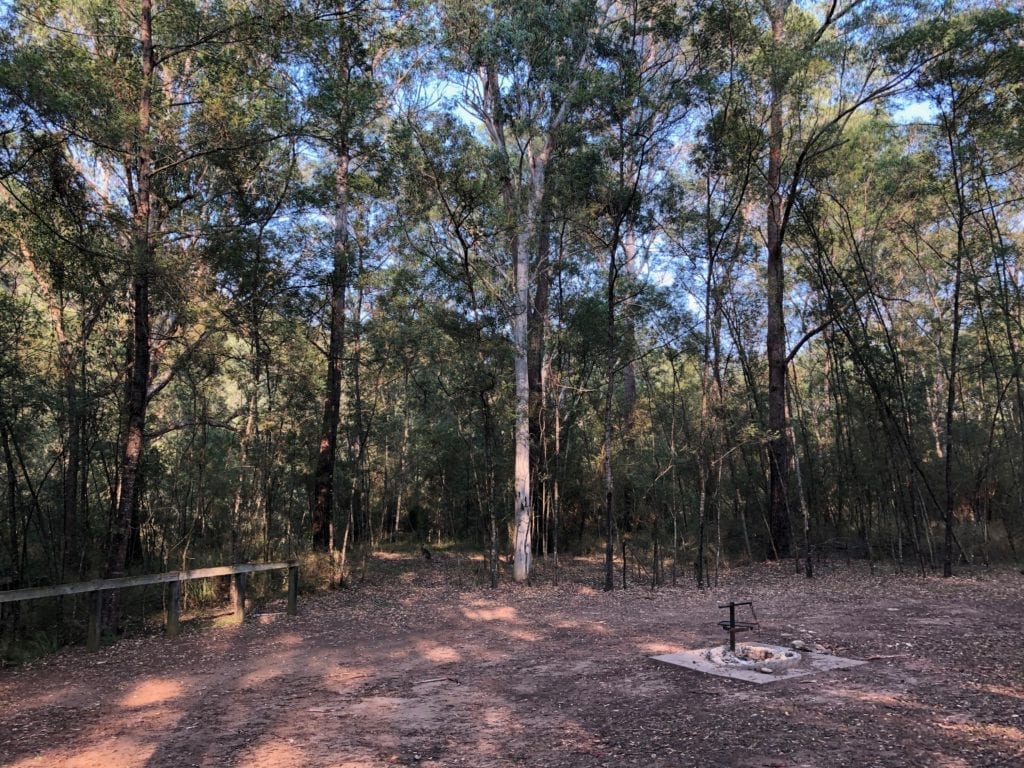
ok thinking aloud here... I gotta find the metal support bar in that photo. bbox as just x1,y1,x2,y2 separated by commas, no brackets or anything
718,601,758,653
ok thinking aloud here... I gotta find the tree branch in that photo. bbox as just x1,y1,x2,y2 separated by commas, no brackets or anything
786,317,835,364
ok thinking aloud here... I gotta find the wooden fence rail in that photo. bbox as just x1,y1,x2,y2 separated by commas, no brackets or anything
0,561,299,651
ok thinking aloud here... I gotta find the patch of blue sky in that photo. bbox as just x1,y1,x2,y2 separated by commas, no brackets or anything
890,98,937,124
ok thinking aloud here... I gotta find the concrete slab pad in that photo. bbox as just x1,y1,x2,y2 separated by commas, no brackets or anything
651,643,867,684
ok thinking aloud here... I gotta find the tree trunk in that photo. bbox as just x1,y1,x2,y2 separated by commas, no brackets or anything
482,388,498,589
512,148,550,583
941,98,969,578
63,371,82,581
1,424,20,588
312,151,350,551
603,243,617,592
348,259,368,545
787,379,813,578
512,218,533,582
529,202,551,557
622,227,638,440
231,383,259,560
105,0,155,632
552,376,561,577
765,0,792,559
943,209,965,579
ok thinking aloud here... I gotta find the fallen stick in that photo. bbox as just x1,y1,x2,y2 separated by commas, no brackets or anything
866,654,911,661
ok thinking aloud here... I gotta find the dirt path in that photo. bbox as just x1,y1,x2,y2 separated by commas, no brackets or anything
1,556,1022,767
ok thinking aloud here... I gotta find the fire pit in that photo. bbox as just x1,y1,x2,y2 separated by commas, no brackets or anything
650,602,867,683
652,640,864,683
704,643,802,673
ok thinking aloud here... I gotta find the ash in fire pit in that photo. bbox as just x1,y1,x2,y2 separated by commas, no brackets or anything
705,643,802,672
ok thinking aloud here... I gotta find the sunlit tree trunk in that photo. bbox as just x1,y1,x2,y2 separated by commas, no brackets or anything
512,150,549,582
477,56,555,583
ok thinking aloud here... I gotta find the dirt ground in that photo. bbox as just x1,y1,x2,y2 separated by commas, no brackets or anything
1,554,1022,768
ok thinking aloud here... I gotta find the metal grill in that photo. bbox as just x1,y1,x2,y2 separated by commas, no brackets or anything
718,600,759,652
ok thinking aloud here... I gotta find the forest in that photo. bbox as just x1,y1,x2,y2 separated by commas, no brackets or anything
0,0,1021,642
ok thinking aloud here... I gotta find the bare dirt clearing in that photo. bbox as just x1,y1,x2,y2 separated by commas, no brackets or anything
1,556,1022,767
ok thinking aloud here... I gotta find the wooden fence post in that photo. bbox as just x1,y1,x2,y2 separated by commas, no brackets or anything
287,563,298,616
230,573,246,624
167,580,181,637
86,590,103,651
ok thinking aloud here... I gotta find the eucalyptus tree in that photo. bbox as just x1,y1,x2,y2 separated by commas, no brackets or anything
0,243,49,590
673,107,762,579
442,0,598,581
662,0,780,582
0,0,164,595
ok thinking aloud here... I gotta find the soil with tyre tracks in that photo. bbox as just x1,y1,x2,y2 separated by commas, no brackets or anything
1,554,1022,768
